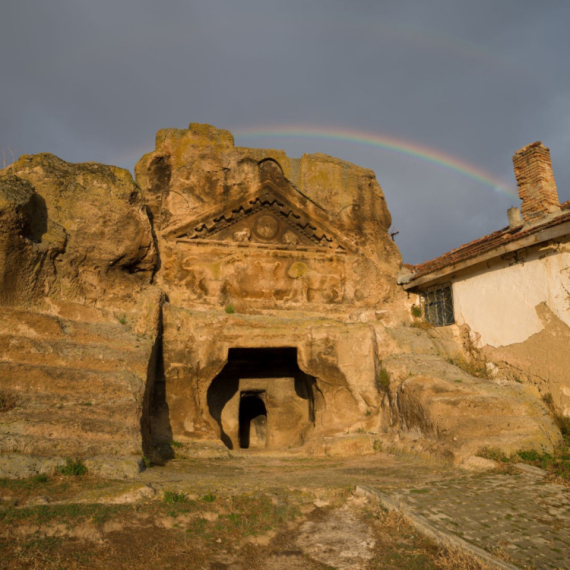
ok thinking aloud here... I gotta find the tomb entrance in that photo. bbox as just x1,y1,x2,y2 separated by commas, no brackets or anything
207,348,315,450
239,390,267,449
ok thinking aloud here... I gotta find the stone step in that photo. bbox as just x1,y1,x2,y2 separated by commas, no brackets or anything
0,412,140,440
0,334,150,374
2,399,142,423
0,362,145,400
0,308,145,349
0,433,141,457
0,307,154,460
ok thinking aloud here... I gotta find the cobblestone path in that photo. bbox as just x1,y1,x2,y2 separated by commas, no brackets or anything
386,467,570,569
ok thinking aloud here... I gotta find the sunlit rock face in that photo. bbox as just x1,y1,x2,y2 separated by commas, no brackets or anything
135,123,404,316
134,123,410,452
0,124,562,474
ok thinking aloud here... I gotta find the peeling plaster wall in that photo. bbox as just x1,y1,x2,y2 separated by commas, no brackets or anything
452,240,570,347
449,237,570,415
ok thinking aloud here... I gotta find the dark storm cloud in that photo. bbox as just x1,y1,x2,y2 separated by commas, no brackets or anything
1,0,569,263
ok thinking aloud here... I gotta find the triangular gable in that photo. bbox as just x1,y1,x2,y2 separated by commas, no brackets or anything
162,183,355,253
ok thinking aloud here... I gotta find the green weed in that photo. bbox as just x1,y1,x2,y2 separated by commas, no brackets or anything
163,491,187,504
202,493,216,503
56,459,88,477
476,447,512,463
32,474,49,484
376,366,390,393
410,304,422,319
224,304,235,314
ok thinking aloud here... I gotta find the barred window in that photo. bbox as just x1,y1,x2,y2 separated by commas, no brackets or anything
422,284,454,327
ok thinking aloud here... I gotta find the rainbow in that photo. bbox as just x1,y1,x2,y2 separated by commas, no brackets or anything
233,126,517,197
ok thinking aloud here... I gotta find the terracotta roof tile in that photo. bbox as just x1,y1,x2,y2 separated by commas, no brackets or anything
409,209,570,281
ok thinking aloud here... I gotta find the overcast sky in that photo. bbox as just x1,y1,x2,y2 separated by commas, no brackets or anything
2,0,569,263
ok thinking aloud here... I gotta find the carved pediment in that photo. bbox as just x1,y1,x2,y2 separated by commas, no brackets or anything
164,189,351,252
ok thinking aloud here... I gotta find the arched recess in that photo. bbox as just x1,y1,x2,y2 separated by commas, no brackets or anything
206,347,316,449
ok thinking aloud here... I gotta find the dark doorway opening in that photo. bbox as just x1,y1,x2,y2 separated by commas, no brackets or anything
239,390,267,449
207,347,316,449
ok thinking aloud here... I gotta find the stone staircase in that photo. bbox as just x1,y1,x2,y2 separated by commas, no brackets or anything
0,308,156,461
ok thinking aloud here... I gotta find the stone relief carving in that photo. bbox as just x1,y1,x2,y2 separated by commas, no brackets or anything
232,228,251,243
179,254,345,304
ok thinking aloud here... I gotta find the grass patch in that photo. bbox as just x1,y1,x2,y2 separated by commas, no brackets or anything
224,304,235,314
476,447,513,463
171,440,184,448
514,447,570,480
202,492,216,503
56,459,88,477
163,491,187,504
0,502,128,526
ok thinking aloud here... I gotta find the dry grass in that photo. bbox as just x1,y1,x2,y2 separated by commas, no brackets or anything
434,546,493,570
0,391,17,412
375,508,492,570
446,355,488,379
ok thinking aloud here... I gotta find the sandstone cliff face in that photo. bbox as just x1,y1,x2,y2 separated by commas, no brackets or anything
0,124,564,475
0,174,64,307
135,123,404,318
2,154,157,311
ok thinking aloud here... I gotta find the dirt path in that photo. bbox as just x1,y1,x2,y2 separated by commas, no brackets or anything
3,453,566,569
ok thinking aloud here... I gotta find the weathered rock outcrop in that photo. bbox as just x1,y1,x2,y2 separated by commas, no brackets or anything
0,124,564,477
2,154,156,311
135,123,404,317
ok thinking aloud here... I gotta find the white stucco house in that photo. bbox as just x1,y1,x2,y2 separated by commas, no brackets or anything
400,141,570,416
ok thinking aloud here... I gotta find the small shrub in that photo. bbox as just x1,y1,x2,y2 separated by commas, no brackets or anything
116,314,127,325
373,439,383,452
32,474,49,484
202,492,216,503
0,392,16,412
476,447,512,463
171,440,183,448
224,304,235,314
163,491,187,504
446,356,487,379
143,457,151,468
376,366,390,393
410,304,422,319
56,459,88,477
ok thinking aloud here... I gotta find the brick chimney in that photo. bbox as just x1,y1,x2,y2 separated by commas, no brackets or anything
512,141,560,222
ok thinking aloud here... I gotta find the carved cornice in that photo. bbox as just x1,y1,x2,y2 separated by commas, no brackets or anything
162,186,354,253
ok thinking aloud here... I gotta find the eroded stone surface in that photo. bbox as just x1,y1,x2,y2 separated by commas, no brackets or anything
0,123,563,473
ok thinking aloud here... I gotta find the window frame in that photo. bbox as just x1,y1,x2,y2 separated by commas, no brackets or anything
420,283,455,327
